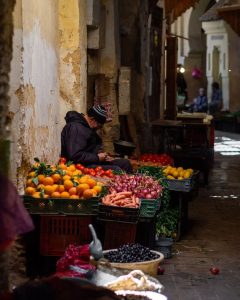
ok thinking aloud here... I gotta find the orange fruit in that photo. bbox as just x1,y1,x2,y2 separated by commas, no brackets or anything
86,178,97,188
93,185,102,194
69,187,77,196
79,175,90,184
51,191,61,198
51,173,61,183
58,185,65,193
52,184,59,192
33,162,40,169
82,189,96,199
32,192,41,198
67,165,76,172
60,191,70,198
37,184,45,191
64,179,74,190
43,176,54,186
26,178,35,187
70,195,79,199
63,174,71,181
76,183,90,196
25,187,36,195
72,170,82,176
59,163,67,170
65,170,73,176
44,185,55,195
38,174,45,184
28,171,36,178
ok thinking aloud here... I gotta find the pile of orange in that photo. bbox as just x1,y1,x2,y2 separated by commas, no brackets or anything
25,161,104,200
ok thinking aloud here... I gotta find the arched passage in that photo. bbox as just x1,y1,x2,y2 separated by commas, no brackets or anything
184,0,213,103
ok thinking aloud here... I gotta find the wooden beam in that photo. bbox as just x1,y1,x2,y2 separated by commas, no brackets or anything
165,36,177,120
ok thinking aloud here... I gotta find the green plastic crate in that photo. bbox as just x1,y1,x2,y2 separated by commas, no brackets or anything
140,198,161,218
23,195,99,215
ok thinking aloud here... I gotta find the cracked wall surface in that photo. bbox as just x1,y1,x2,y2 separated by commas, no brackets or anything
59,0,87,129
8,0,88,191
9,0,60,191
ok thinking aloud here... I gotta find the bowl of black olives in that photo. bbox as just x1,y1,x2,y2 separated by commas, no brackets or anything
102,244,164,276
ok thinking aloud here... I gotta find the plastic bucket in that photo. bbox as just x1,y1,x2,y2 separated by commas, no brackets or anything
155,238,173,259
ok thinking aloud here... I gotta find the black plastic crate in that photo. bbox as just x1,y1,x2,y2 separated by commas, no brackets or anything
98,203,140,224
165,171,199,192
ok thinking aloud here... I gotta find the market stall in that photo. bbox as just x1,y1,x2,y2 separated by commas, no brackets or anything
22,154,198,283
19,151,203,299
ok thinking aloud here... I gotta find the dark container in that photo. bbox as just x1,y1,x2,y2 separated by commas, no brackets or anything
40,215,92,256
155,237,174,259
113,140,136,157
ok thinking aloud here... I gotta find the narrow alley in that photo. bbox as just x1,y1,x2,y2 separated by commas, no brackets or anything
160,131,240,300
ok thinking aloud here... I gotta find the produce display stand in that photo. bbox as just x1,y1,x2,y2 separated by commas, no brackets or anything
166,171,199,240
23,195,99,215
23,194,161,256
23,195,99,257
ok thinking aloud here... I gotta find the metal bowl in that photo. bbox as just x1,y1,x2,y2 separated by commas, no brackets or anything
113,140,136,156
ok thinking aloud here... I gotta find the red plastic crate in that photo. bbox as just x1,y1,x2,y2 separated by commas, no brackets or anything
103,221,137,250
40,215,92,256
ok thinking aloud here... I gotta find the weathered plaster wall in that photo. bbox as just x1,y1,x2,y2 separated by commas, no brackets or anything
228,25,240,112
9,0,60,190
59,0,87,129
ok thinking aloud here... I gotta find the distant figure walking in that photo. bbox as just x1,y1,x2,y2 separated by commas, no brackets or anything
189,87,208,113
209,82,223,114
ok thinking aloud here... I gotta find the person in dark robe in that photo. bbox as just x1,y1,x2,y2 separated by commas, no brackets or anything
61,105,132,173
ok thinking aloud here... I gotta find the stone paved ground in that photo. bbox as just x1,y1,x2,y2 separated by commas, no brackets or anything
158,131,240,300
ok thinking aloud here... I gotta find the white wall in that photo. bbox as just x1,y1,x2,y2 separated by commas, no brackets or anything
9,0,60,191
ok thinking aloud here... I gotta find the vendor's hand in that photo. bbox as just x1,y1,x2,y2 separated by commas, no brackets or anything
98,152,107,161
105,155,114,161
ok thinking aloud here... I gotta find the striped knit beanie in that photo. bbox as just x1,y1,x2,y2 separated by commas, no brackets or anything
87,105,107,124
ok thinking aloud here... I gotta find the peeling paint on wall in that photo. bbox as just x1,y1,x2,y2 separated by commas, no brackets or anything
59,0,87,130
9,0,60,191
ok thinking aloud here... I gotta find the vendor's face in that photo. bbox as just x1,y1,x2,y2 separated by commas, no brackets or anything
89,117,103,129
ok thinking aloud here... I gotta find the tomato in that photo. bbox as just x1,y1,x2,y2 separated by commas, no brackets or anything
210,267,220,275
157,266,165,275
99,170,105,176
83,168,89,174
95,166,102,172
105,169,112,175
76,164,84,170
59,157,67,164
90,170,96,176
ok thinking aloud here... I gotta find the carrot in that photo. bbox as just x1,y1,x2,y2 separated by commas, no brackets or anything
123,203,135,208
116,191,132,196
111,194,126,201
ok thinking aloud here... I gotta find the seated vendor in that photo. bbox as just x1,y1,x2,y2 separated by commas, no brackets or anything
61,105,132,173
